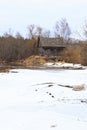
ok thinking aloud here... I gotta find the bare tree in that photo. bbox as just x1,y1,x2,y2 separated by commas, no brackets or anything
15,32,23,39
36,26,43,36
83,20,87,38
27,24,37,39
36,26,51,38
27,24,51,39
54,18,71,40
3,28,14,38
43,30,50,37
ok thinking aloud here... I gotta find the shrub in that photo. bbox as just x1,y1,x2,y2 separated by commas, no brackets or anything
58,47,81,64
0,36,37,62
80,43,87,65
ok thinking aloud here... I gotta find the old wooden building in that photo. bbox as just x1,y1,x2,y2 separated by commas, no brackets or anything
37,37,69,55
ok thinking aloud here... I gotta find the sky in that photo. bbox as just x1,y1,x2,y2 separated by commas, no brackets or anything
0,0,87,38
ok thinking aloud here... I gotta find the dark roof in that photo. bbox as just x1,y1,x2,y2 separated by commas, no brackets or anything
39,37,67,47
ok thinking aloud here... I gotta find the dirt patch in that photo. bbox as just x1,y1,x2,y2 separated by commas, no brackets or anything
23,55,47,66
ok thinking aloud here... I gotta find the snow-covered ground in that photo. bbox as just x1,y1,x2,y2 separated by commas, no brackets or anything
44,62,85,69
0,68,87,130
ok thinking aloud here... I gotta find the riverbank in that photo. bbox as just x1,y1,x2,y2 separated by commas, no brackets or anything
0,55,86,72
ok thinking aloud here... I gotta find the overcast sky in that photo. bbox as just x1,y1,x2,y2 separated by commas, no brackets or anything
0,0,87,38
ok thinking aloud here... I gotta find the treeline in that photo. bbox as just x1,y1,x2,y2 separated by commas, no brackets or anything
0,34,87,65
0,35,38,62
0,18,71,63
0,18,87,65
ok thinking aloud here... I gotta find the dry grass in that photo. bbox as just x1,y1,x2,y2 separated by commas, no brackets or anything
59,47,81,64
0,68,9,73
23,55,47,66
72,84,85,91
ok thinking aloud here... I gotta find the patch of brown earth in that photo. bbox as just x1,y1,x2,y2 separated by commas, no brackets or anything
23,55,47,66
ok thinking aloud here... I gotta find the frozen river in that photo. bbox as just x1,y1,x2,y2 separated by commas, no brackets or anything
0,68,87,130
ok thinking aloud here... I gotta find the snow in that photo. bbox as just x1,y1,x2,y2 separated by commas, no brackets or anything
0,68,87,130
44,62,85,69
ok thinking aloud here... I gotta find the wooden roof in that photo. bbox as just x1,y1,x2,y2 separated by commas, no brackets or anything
39,37,68,48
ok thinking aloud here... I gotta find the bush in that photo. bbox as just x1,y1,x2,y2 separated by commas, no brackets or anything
58,47,81,64
0,36,37,62
80,43,87,65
